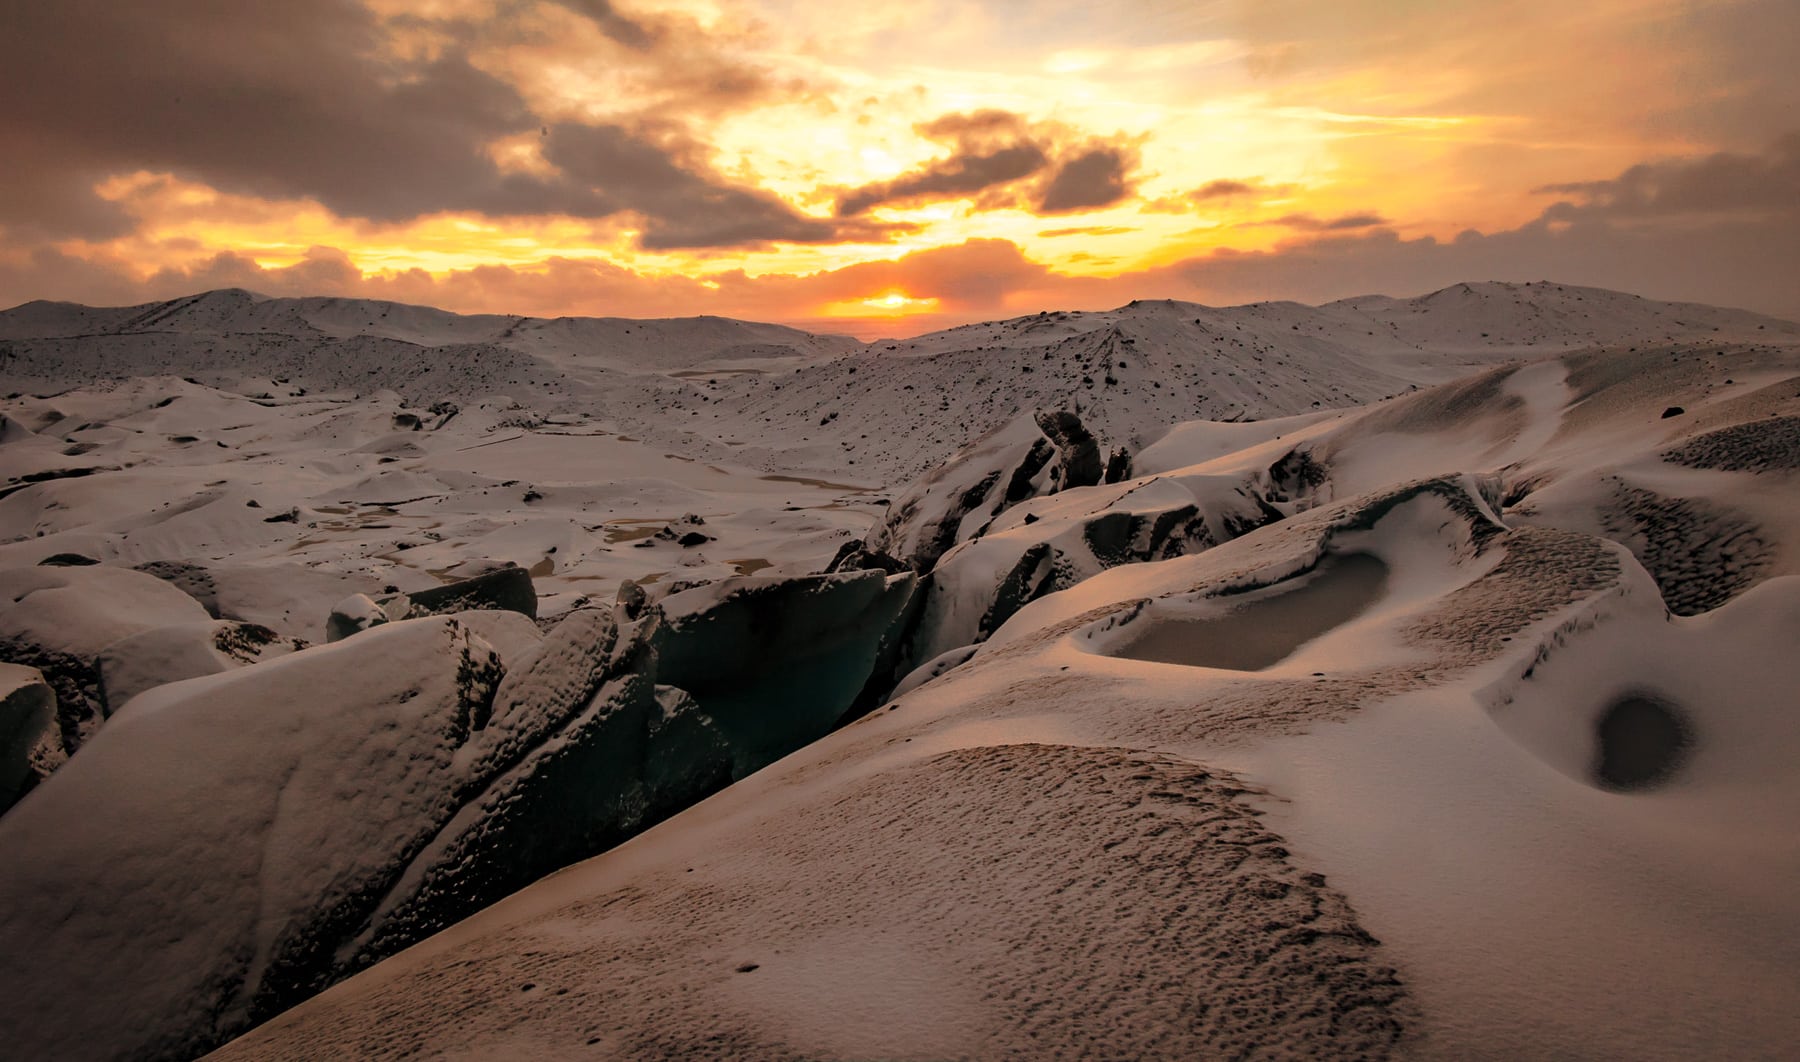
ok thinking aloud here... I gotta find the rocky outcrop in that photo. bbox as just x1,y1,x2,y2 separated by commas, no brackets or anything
325,593,394,642
327,566,539,643
1034,408,1104,489
650,571,918,776
395,564,537,620
870,409,1122,574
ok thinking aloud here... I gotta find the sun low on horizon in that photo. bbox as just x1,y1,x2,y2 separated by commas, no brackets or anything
1,0,1797,338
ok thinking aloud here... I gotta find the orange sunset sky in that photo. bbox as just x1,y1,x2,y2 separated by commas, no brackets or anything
2,0,1797,337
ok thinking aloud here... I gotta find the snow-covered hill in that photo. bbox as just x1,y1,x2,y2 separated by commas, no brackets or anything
0,288,859,383
4,281,1794,484
1,283,1798,1060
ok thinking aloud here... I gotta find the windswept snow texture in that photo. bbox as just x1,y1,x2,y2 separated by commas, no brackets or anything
1,282,1798,1060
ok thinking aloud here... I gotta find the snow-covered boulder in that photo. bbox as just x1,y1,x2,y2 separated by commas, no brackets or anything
329,566,540,643
129,559,381,643
393,563,537,620
0,565,919,1060
324,592,397,642
349,610,734,965
0,564,212,752
0,616,522,1061
0,664,55,811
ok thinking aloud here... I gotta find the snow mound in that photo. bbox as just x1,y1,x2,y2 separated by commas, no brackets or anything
0,616,515,1061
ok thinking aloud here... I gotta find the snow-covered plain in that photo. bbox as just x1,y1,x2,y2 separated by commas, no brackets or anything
0,281,1796,1060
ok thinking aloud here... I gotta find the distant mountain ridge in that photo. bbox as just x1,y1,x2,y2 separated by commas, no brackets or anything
6,279,1794,353
3,281,1795,484
0,287,862,371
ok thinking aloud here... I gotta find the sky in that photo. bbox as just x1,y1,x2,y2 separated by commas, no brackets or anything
2,0,1797,337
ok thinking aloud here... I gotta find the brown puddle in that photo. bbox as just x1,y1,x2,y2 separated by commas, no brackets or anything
1112,553,1389,672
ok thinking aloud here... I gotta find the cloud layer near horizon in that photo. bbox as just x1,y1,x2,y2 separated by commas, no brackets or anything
2,1,1796,332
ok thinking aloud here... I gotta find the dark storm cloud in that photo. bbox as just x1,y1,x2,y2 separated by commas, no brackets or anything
836,111,1051,216
1267,212,1389,231
836,143,1049,216
834,109,1140,217
1190,179,1261,200
1535,134,1800,220
0,1,541,234
539,123,861,249
1037,146,1138,213
1174,141,1800,318
0,1,852,249
551,0,659,50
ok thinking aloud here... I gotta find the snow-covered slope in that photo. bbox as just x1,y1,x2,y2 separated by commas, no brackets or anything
213,475,1800,1060
0,288,858,373
1,284,1797,1060
190,331,1800,1060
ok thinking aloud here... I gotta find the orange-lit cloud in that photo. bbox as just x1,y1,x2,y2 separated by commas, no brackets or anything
1,0,1797,328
